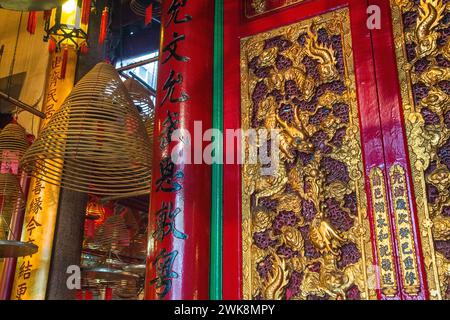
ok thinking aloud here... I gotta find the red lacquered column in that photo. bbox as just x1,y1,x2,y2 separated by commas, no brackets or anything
144,0,214,300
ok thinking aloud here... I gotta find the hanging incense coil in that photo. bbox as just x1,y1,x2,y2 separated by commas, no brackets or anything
86,196,105,221
0,173,36,258
0,122,29,165
0,174,25,237
123,78,155,118
123,78,154,187
130,0,155,17
20,63,152,197
120,232,147,260
87,214,131,253
123,78,155,139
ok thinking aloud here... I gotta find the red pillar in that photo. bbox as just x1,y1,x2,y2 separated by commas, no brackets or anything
144,0,214,300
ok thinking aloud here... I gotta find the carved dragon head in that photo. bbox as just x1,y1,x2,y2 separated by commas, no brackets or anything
275,109,314,153
306,29,339,83
415,0,445,59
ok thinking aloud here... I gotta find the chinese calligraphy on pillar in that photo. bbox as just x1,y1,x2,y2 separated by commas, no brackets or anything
148,0,192,300
146,0,213,301
389,165,420,296
369,167,398,297
11,48,77,300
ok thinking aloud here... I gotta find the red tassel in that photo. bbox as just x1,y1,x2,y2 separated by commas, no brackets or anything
85,219,95,238
145,4,153,26
80,43,89,55
43,10,52,21
75,290,83,300
105,287,113,300
48,38,56,53
99,7,109,44
60,47,69,79
27,11,37,35
85,290,93,300
81,0,91,25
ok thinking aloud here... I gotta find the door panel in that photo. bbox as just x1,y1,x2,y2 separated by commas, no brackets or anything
387,0,450,300
240,7,376,300
224,0,393,300
223,0,449,300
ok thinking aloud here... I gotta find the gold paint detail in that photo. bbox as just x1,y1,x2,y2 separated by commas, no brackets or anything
241,8,375,300
246,0,306,18
11,48,77,300
369,168,398,297
389,165,421,295
250,0,266,15
390,0,450,299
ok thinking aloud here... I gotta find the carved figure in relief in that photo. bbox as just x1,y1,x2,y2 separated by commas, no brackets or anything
413,0,445,60
263,252,290,300
301,254,354,300
306,29,339,83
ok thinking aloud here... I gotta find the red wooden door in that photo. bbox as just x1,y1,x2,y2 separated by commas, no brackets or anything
222,0,445,300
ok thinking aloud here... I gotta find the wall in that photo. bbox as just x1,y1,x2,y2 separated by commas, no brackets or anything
0,9,50,137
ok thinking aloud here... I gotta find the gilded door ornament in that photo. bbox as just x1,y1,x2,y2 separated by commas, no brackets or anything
251,0,266,15
241,8,375,300
390,0,450,299
369,168,398,297
246,0,306,18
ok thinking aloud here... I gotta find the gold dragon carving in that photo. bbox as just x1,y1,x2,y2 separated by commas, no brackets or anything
391,0,450,299
241,8,375,300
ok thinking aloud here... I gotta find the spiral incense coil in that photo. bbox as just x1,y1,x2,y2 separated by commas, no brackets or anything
0,123,29,164
20,63,152,197
120,232,147,260
0,173,25,209
130,0,153,17
123,78,155,119
88,215,131,253
0,173,25,239
86,197,105,221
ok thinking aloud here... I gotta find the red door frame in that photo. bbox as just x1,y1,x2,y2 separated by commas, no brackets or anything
222,0,403,300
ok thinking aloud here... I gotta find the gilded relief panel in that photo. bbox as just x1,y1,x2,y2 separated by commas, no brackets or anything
390,0,450,299
241,8,376,300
